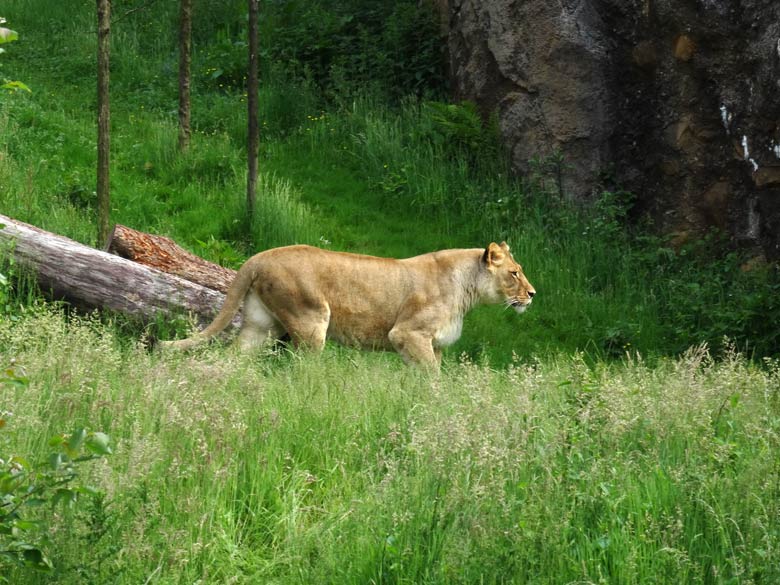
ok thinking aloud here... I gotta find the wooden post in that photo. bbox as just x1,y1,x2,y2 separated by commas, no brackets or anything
178,0,192,151
96,0,111,248
246,0,260,221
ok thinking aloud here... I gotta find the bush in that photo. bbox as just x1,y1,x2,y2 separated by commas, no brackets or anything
195,0,447,101
0,365,112,579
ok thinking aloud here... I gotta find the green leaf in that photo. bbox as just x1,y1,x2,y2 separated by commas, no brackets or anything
2,80,32,92
22,547,53,571
52,488,76,508
67,428,86,455
14,519,43,531
74,484,100,496
0,550,19,564
48,452,63,471
0,474,20,494
86,432,112,455
2,368,29,387
0,28,18,44
48,435,65,448
9,455,30,469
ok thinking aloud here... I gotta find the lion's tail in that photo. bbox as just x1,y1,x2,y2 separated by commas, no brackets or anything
161,263,255,351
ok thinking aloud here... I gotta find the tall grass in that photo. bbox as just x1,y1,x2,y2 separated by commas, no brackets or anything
2,308,779,583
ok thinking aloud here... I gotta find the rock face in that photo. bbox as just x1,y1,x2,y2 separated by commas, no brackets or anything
443,0,780,259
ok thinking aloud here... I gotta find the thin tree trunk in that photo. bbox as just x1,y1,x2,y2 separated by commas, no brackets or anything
246,0,260,221
178,0,192,151
96,0,111,248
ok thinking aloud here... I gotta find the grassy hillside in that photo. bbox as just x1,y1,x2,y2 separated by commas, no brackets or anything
1,1,780,582
2,0,778,361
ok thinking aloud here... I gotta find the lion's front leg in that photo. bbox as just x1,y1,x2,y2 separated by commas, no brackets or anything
388,327,438,369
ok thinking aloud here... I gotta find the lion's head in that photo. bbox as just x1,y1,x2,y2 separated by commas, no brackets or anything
482,242,536,313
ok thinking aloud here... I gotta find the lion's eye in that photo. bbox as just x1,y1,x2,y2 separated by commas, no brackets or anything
511,271,519,279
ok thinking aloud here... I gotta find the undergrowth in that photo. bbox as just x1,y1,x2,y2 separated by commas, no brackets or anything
1,308,779,583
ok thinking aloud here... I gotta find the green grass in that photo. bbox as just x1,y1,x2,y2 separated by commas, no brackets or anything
2,308,780,583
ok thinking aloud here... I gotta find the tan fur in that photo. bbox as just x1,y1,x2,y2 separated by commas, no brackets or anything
161,242,535,368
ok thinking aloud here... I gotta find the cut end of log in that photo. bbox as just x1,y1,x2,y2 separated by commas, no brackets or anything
107,224,236,293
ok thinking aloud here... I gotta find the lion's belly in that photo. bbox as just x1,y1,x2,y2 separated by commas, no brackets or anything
326,310,394,350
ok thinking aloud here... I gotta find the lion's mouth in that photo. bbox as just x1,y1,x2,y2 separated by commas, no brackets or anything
509,299,531,313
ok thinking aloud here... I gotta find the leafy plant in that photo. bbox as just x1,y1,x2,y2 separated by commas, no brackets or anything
0,229,10,315
422,101,501,164
0,17,30,92
0,227,20,317
586,189,635,241
0,366,112,579
651,235,780,356
188,0,445,102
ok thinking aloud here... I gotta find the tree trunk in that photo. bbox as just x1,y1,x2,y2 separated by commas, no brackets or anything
246,0,260,220
178,0,192,151
0,215,236,329
107,224,236,293
96,0,111,248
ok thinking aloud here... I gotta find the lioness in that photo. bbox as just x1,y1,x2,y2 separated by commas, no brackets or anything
162,242,535,367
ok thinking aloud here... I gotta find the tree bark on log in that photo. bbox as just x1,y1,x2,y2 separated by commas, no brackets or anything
107,224,236,293
0,214,236,329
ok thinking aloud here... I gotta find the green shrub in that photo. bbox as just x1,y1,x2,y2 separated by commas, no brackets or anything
649,234,780,356
1,365,112,579
183,0,446,102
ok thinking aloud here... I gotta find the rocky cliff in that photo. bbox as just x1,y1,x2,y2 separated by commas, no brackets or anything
441,0,780,259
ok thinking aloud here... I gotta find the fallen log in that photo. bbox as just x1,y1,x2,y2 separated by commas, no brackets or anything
107,224,236,293
0,214,236,329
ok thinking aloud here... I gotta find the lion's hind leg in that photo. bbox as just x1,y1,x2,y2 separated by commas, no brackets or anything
236,291,285,352
276,304,330,353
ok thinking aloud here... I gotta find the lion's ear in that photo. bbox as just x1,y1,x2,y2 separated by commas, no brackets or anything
499,241,510,252
483,242,505,267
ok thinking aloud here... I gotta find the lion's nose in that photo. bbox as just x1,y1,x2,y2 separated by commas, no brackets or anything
528,290,536,298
